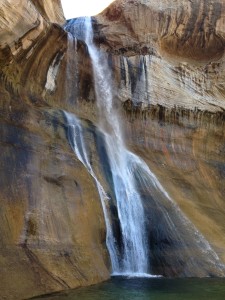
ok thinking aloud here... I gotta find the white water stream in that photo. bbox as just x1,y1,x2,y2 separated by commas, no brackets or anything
65,17,149,275
85,17,151,275
65,112,120,272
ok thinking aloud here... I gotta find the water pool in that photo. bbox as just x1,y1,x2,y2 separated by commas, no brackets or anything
31,277,225,300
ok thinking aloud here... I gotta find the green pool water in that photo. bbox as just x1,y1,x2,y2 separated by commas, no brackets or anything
31,277,225,300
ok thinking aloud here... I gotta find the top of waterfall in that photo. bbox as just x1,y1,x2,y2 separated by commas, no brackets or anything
64,17,94,44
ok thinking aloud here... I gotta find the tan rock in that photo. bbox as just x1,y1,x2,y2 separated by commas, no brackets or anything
0,107,110,300
97,0,225,60
30,0,66,25
122,107,225,274
95,0,225,112
0,1,107,299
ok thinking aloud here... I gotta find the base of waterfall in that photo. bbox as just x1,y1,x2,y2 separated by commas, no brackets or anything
111,272,162,278
30,277,225,300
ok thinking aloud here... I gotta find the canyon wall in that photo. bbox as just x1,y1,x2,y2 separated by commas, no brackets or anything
95,0,225,112
0,1,108,299
0,0,225,299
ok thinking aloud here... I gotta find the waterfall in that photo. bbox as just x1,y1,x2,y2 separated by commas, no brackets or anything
64,17,225,277
65,32,79,104
85,17,151,275
64,112,120,272
65,17,149,276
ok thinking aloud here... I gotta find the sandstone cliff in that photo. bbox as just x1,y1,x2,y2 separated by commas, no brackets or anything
0,1,108,299
1,0,225,299
95,0,225,112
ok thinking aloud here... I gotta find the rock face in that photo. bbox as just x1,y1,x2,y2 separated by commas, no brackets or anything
95,0,225,112
0,108,109,299
97,0,225,61
123,108,225,275
1,0,225,299
0,1,108,300
30,0,66,24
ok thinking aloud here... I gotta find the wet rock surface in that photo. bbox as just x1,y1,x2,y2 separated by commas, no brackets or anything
122,107,225,276
0,107,110,300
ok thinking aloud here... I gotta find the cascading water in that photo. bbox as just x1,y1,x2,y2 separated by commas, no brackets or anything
65,17,149,276
64,112,120,272
84,17,151,275
64,17,225,277
65,32,79,104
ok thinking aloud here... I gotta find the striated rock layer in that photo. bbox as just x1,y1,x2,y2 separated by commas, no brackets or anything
122,107,225,275
95,0,225,112
0,0,225,299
